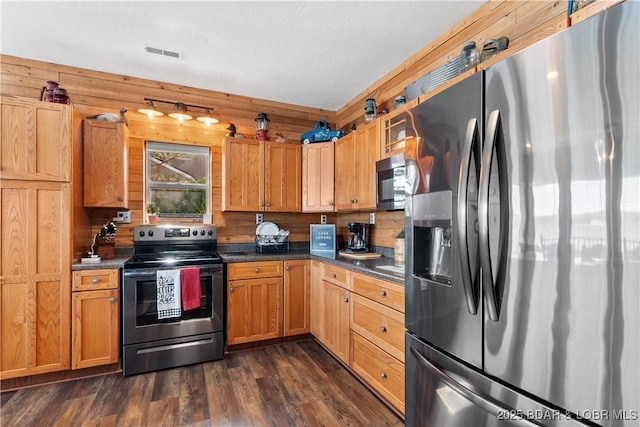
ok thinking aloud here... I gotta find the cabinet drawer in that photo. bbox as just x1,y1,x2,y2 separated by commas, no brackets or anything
322,264,349,289
227,261,283,280
72,269,119,291
351,332,405,414
351,272,404,312
350,294,404,361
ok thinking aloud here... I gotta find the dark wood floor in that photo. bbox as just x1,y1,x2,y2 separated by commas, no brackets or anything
1,339,403,426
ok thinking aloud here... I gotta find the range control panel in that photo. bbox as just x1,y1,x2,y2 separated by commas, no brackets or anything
134,225,217,243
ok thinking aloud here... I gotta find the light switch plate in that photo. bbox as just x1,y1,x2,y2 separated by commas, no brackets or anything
369,212,375,224
256,213,263,224
321,214,327,224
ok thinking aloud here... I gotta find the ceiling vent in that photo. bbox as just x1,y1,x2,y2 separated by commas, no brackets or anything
144,45,183,60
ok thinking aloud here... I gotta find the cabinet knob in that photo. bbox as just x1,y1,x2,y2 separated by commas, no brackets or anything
117,196,123,202
343,297,349,303
254,268,260,273
354,199,358,204
230,288,234,293
266,202,271,207
110,297,116,303
331,273,337,278
285,266,290,271
380,326,387,333
92,278,99,284
329,201,334,206
380,372,387,379
380,290,387,297
259,202,265,207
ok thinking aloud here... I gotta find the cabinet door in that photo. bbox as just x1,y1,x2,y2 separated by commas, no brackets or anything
83,119,129,208
72,289,119,369
283,260,309,336
1,97,71,182
302,142,335,212
354,120,379,209
264,141,301,212
222,138,263,211
227,277,283,344
309,261,323,339
322,281,350,364
0,180,71,379
334,133,356,211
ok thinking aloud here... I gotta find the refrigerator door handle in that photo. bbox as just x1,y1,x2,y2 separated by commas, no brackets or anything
479,109,501,321
456,118,479,315
410,345,543,427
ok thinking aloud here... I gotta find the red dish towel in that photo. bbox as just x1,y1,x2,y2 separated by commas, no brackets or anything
180,267,201,311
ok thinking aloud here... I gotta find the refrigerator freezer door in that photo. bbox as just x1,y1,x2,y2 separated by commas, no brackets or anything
483,2,639,425
405,72,484,369
406,333,590,427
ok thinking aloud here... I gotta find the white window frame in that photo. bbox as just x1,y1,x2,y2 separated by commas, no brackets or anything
145,141,211,217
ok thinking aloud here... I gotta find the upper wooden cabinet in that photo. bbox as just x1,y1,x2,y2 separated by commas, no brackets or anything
222,137,301,212
334,119,379,211
302,141,335,212
83,119,129,208
1,97,71,182
380,104,414,160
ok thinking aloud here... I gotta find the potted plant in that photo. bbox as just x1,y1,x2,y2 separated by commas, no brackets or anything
147,202,159,224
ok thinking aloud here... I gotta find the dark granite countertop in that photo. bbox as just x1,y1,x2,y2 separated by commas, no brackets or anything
71,256,130,271
70,247,406,285
218,248,311,263
314,254,405,285
218,249,405,285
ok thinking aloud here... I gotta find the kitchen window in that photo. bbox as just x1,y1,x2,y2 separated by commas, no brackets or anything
145,142,210,217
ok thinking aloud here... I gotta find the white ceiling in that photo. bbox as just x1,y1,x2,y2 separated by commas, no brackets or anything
1,1,484,111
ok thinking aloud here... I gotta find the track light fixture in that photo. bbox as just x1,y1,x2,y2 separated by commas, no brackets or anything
137,97,219,125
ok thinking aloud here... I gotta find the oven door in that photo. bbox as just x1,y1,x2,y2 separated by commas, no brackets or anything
122,264,223,345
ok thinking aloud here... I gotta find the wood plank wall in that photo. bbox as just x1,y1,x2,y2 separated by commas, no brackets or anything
0,55,339,250
336,0,571,130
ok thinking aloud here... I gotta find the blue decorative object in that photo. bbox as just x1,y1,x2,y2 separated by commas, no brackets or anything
300,120,345,144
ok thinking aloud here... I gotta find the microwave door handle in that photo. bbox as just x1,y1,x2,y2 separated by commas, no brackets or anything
457,118,480,315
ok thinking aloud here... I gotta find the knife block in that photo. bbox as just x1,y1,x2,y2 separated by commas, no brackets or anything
95,237,115,259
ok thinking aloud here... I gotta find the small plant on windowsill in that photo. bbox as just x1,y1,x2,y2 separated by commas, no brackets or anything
147,203,159,225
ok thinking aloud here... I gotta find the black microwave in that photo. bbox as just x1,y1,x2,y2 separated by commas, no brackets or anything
376,154,406,211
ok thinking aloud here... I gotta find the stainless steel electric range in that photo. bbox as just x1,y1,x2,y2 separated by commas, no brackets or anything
121,225,224,376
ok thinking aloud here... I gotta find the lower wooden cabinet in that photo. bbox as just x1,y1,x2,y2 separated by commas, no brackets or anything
226,260,309,345
309,261,406,415
227,276,283,344
309,260,323,338
71,269,119,369
0,179,71,379
322,281,351,364
351,332,405,412
283,260,310,336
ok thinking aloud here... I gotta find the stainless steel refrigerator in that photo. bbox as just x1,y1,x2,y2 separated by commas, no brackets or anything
405,2,639,426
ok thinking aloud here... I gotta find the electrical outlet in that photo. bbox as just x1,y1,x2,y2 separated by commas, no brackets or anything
369,212,376,224
256,213,263,224
320,214,327,224
116,211,131,224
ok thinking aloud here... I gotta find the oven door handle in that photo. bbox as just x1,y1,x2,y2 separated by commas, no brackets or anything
123,266,221,279
123,270,156,279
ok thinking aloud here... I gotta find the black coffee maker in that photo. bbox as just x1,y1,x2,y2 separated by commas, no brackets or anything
347,223,368,252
